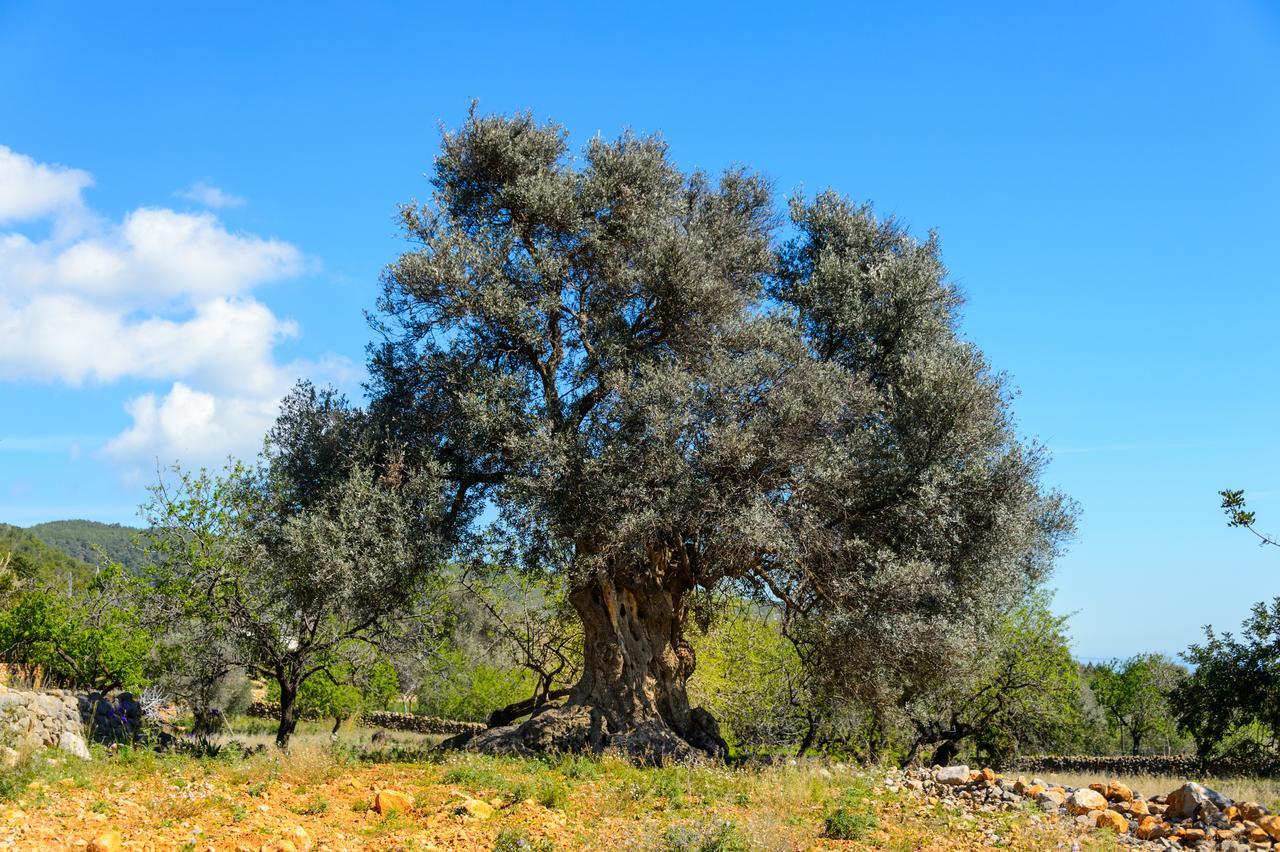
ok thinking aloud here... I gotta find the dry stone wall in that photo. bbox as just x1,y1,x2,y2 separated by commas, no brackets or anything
1014,754,1277,780
0,686,89,761
244,701,484,735
358,711,484,736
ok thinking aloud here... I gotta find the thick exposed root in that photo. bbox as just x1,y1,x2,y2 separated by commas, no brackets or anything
460,703,726,766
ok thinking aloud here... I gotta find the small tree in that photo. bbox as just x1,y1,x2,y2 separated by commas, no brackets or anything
1087,654,1183,754
1171,599,1280,765
0,566,149,692
141,384,447,749
900,592,1082,767
290,649,399,735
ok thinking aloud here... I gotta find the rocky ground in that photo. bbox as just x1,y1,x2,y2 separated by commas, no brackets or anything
0,742,1276,850
896,764,1280,850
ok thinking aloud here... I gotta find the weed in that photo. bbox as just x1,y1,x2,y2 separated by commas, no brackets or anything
442,761,508,790
822,782,879,841
293,795,330,815
537,777,568,810
556,755,599,781
493,826,556,851
662,819,749,852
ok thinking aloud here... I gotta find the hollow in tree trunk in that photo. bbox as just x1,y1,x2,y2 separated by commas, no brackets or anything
466,563,727,764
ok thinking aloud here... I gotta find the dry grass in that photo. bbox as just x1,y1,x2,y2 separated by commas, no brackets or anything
1035,771,1280,810
0,746,1093,850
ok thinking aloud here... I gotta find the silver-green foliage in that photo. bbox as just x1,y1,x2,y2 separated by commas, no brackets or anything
370,108,1075,736
141,385,448,747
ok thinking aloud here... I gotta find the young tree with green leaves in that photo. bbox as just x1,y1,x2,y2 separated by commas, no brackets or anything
0,565,149,692
367,108,1074,761
899,593,1083,767
1171,599,1280,765
1087,654,1184,755
141,384,448,749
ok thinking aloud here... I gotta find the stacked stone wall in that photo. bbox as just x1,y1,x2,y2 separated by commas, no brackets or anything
0,685,89,760
358,710,484,736
1013,754,1278,779
244,701,483,735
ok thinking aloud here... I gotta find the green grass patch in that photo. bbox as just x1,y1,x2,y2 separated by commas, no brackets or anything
822,781,879,841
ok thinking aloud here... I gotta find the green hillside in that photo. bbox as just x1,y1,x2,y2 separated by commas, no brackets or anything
27,519,147,571
0,523,96,594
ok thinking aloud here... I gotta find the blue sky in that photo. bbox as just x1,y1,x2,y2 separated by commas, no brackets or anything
1,1,1277,660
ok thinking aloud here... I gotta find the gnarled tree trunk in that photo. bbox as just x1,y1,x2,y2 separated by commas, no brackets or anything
466,560,727,764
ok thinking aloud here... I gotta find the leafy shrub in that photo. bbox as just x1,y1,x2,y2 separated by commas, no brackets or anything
414,648,534,723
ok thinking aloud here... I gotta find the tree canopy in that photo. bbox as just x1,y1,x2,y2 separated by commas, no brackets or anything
366,108,1074,762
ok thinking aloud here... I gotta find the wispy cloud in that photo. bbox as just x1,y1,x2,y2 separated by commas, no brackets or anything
176,179,245,209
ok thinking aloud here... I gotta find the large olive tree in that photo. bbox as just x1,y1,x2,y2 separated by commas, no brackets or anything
369,109,1073,762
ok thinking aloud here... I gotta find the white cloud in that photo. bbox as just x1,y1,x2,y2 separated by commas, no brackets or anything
0,207,307,304
177,180,245,209
104,382,283,477
0,147,350,474
0,145,92,224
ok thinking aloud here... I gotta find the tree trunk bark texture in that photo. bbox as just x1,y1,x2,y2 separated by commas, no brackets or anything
276,683,298,750
466,563,727,764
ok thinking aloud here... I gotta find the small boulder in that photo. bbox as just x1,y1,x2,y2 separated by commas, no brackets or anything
1239,801,1268,822
459,799,493,820
1135,816,1165,840
1067,788,1109,815
935,765,970,785
1024,783,1045,797
58,731,90,761
87,831,122,852
1105,781,1133,803
1248,825,1274,844
1129,799,1150,816
1165,782,1232,821
287,826,312,851
1259,814,1280,841
1095,809,1128,834
373,790,413,815
1035,788,1066,810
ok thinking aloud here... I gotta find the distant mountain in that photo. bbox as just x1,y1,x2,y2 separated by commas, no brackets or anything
26,519,148,571
0,523,96,594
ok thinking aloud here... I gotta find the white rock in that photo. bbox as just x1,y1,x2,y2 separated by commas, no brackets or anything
936,765,970,785
58,731,90,760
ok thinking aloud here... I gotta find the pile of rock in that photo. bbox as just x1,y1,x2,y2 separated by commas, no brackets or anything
0,686,90,762
898,764,1280,849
